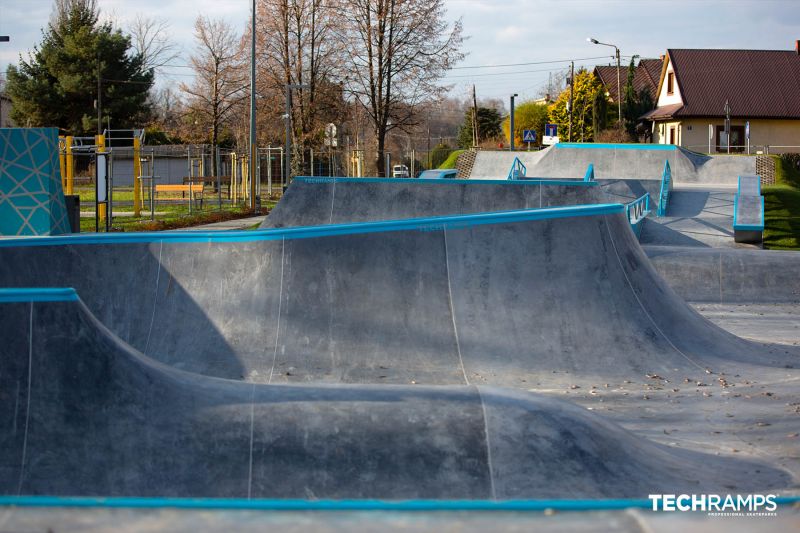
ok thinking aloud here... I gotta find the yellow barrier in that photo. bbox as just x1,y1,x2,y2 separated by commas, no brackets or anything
96,134,106,222
133,137,142,217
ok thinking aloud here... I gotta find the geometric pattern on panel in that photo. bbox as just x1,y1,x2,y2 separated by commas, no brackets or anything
0,127,69,235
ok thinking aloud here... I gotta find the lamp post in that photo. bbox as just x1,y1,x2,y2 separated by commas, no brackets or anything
509,93,518,150
588,37,621,124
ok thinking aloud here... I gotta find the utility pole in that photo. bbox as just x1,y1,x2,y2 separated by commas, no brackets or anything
96,57,102,135
510,93,518,150
249,0,257,211
472,84,479,148
568,61,574,143
427,122,431,168
615,47,621,125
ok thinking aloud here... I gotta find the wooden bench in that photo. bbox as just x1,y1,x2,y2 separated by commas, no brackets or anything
154,184,205,207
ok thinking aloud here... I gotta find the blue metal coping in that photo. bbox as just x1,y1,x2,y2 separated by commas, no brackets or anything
555,143,677,151
295,176,598,186
0,203,625,248
0,287,78,303
1,495,797,511
733,194,765,232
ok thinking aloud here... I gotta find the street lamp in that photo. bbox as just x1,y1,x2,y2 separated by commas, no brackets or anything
588,37,621,124
510,93,518,150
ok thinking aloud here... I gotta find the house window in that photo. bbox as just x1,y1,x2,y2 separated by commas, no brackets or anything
667,72,674,95
716,125,745,153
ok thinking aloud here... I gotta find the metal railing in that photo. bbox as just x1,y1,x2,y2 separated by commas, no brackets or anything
507,157,527,180
657,160,671,217
626,193,650,238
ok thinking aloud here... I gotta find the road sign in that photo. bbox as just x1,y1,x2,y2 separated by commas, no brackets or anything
543,124,559,145
324,123,338,147
522,130,537,143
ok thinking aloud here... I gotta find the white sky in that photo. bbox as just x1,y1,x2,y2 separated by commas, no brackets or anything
1,0,798,104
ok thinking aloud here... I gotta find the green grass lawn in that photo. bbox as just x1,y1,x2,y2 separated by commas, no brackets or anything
763,184,800,250
75,186,278,233
763,155,800,250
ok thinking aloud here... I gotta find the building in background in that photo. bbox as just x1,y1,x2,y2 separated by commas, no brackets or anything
593,58,661,107
641,42,800,154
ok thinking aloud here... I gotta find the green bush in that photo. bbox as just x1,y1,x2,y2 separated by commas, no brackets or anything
438,150,464,169
430,143,453,169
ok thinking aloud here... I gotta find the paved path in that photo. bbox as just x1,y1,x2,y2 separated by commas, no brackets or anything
183,214,267,231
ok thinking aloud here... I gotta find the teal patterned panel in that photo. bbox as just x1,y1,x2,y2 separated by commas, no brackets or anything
0,127,69,235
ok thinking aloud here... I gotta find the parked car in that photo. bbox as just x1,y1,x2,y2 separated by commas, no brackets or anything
417,169,458,179
392,164,410,178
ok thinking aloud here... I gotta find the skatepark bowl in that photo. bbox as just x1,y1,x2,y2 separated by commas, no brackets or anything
1,176,799,530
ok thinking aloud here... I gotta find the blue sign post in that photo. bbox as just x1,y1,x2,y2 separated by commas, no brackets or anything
522,129,536,150
544,124,559,145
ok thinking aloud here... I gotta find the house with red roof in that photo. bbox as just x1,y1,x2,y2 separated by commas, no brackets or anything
593,58,662,108
641,42,800,154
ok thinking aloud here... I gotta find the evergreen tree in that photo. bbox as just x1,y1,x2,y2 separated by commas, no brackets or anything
622,57,638,137
5,0,153,134
458,107,502,148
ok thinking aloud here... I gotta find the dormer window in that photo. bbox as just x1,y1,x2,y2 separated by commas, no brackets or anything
667,72,675,95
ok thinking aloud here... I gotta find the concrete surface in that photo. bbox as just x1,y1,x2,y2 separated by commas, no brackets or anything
640,188,739,248
468,145,755,186
262,177,659,229
184,215,268,231
4,298,789,499
0,207,798,499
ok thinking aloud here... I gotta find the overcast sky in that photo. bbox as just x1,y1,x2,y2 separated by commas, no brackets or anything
1,0,798,105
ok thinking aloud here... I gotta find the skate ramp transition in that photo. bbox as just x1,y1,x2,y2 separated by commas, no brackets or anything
265,177,800,303
0,205,795,386
469,143,755,186
2,291,788,499
261,176,659,229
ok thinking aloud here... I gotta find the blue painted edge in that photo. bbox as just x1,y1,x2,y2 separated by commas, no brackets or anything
0,204,624,248
294,176,598,187
517,179,598,187
0,287,78,303
1,495,797,511
555,143,677,151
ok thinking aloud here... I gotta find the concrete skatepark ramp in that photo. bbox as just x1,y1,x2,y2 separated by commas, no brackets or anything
468,143,756,186
262,176,659,229
0,182,797,504
3,291,787,499
1,205,795,385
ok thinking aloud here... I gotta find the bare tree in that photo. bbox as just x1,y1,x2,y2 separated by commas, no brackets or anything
341,0,463,175
253,0,346,168
181,16,247,176
128,14,181,73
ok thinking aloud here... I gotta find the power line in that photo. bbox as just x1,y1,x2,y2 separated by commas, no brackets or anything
448,55,627,70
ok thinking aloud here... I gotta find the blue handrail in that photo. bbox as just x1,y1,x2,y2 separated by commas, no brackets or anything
657,160,671,217
583,163,595,182
507,157,527,180
625,193,650,238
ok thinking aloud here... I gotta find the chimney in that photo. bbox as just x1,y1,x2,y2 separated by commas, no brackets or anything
659,54,665,61
796,40,800,54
